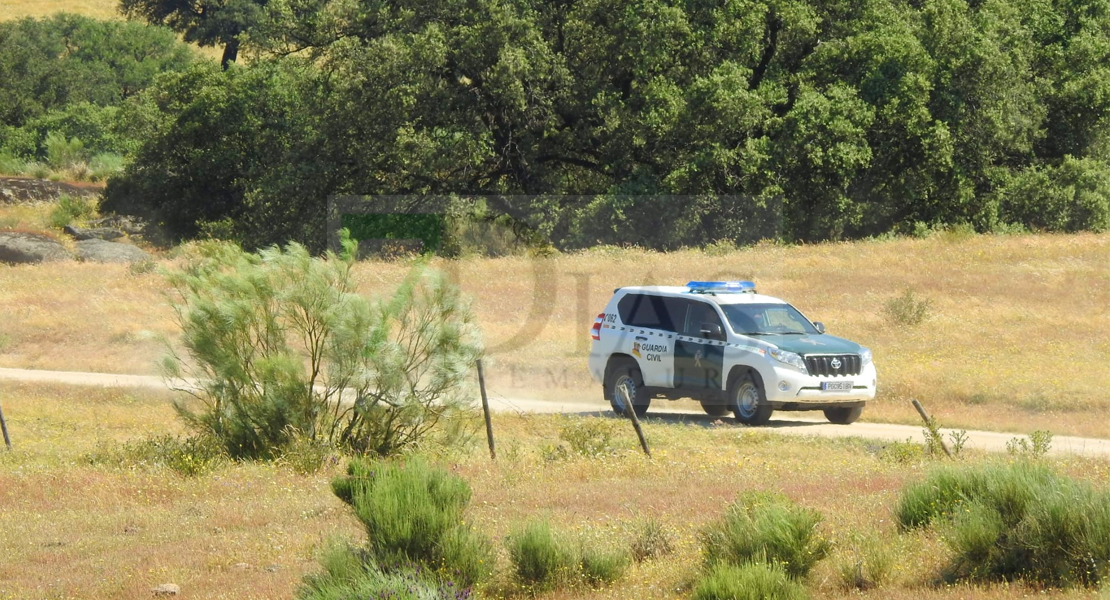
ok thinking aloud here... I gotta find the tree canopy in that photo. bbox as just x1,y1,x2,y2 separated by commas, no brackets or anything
104,0,1110,250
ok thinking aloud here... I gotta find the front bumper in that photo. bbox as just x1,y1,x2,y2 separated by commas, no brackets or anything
763,363,877,404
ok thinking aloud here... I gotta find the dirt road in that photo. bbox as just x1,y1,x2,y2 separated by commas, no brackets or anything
1,367,1107,458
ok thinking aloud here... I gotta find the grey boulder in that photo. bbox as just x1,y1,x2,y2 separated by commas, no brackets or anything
0,232,72,264
75,239,151,263
63,225,125,241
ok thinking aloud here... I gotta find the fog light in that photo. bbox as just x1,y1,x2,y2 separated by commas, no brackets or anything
778,381,790,392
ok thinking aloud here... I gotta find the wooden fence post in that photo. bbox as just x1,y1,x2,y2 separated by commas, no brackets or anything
0,397,11,451
911,398,951,458
476,359,495,460
618,387,651,457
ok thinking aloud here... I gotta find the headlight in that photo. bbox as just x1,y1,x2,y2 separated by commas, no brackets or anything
860,347,872,365
769,347,807,372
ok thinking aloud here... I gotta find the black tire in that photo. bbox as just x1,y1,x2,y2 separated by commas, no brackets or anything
730,372,773,425
823,406,863,424
701,400,730,417
605,360,651,417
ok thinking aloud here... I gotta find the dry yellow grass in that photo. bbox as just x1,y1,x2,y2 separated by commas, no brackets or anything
0,0,119,21
0,231,1105,437
0,382,1107,600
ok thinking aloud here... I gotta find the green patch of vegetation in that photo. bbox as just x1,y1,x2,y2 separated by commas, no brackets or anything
48,194,97,229
330,458,493,586
1006,431,1053,458
558,417,619,457
700,491,830,579
299,541,467,600
692,563,809,600
579,545,630,587
884,288,931,327
505,519,629,590
85,434,227,476
896,461,1110,587
506,520,580,590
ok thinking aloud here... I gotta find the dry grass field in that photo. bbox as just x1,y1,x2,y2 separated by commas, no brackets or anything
0,381,1107,600
0,0,118,21
0,217,1106,437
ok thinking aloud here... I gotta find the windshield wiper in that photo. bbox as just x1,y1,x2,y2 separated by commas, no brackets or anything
741,331,806,336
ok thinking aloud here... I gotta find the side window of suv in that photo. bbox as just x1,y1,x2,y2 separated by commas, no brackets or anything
617,294,676,331
685,301,724,338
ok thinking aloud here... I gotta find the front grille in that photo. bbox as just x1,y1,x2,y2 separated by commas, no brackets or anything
804,354,861,377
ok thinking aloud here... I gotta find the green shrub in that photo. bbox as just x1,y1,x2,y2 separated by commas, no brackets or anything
163,237,481,459
299,541,469,600
89,152,125,181
506,520,579,589
701,491,830,579
692,563,809,600
559,417,618,456
44,131,86,169
579,545,630,586
1006,431,1053,458
896,462,1110,586
86,434,227,476
629,517,675,562
331,458,492,586
49,194,96,228
883,288,930,327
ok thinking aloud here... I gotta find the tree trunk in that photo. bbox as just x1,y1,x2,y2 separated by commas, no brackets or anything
221,38,240,70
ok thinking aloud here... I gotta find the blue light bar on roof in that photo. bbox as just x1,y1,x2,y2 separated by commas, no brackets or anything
687,280,756,293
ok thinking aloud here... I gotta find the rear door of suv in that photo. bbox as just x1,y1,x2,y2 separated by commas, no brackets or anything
615,292,676,387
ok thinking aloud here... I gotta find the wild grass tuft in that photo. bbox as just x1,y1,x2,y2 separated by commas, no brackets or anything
700,491,830,578
506,520,579,590
896,461,1110,587
628,517,675,562
692,562,809,600
884,288,931,327
579,545,630,586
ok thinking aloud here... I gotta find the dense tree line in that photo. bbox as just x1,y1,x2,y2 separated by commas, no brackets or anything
0,15,193,173
7,0,1110,251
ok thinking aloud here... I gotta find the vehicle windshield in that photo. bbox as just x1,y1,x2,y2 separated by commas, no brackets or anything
719,303,819,335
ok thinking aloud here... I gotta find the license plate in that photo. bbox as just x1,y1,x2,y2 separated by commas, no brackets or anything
821,381,854,392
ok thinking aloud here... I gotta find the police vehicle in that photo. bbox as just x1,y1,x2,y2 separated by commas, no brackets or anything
587,281,876,424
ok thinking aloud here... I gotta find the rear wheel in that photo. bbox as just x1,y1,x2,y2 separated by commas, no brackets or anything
730,373,773,425
605,361,651,417
700,401,730,417
823,406,863,424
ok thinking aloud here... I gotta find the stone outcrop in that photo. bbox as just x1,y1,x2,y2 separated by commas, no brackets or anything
0,232,71,264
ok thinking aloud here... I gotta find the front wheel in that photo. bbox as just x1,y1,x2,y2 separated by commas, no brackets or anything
605,362,650,417
730,374,773,425
823,406,863,424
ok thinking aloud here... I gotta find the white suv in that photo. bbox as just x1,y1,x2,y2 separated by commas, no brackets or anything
588,281,877,424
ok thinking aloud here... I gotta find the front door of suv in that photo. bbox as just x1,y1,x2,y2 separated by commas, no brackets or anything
671,298,726,392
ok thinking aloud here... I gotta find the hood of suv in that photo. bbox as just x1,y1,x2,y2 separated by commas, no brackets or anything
753,334,863,356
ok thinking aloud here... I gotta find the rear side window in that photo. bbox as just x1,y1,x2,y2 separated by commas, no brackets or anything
617,294,676,331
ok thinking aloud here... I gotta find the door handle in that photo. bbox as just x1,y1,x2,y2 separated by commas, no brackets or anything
635,336,648,341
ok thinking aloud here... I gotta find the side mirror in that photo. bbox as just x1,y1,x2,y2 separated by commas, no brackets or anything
813,322,826,334
700,323,725,340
